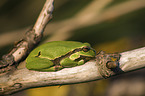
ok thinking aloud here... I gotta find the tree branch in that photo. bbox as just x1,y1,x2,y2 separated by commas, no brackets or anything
0,47,145,95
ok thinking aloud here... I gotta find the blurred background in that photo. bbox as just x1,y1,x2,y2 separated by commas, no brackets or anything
0,0,145,96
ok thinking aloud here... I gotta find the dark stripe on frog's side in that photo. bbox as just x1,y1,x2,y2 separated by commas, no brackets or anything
52,47,94,70
49,48,84,65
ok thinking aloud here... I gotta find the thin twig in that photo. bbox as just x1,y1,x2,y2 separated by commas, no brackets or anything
0,0,54,73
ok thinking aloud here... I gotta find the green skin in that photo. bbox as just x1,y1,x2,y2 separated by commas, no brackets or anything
26,41,96,72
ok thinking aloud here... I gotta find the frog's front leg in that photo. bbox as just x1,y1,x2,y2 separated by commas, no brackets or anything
26,57,55,71
60,57,84,67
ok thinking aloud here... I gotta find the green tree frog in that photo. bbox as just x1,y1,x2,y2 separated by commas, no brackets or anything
26,41,96,72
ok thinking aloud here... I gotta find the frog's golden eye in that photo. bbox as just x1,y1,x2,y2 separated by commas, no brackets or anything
82,46,90,52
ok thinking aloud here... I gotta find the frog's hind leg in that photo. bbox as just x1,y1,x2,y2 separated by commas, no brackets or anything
26,57,54,71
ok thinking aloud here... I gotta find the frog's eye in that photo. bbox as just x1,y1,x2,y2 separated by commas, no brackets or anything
82,46,90,52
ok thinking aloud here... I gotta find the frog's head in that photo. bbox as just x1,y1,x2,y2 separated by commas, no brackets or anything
60,42,96,67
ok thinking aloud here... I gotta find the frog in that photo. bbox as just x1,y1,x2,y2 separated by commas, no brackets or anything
26,41,96,72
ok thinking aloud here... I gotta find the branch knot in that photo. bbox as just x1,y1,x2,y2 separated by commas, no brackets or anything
96,51,123,78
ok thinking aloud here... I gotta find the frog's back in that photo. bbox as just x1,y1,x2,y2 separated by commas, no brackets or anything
29,41,88,60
